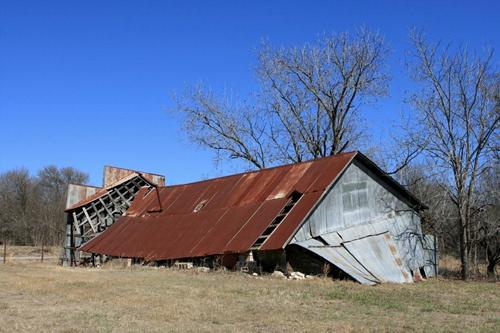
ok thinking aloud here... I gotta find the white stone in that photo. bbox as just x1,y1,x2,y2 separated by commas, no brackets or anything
289,271,305,280
196,267,210,273
271,271,286,279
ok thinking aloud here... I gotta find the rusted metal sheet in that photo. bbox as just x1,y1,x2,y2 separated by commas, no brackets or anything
260,192,323,250
342,232,413,283
104,165,165,187
81,152,359,259
292,224,414,284
294,238,378,285
294,231,412,284
224,198,288,253
192,204,260,257
266,162,312,200
65,184,100,209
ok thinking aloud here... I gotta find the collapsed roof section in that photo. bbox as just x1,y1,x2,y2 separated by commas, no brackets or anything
63,166,165,266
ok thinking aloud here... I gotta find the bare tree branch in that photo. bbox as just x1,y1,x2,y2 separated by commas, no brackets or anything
171,28,389,169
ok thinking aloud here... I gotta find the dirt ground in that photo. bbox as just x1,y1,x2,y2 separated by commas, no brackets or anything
0,260,498,333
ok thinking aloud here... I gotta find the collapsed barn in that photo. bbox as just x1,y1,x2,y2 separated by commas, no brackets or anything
63,166,165,265
67,152,437,285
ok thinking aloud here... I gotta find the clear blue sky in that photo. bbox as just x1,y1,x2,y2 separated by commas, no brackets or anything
1,1,498,186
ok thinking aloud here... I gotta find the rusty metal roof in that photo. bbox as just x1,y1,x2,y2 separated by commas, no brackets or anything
80,152,358,259
80,151,425,260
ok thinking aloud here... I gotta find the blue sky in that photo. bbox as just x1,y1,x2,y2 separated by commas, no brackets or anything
1,1,498,186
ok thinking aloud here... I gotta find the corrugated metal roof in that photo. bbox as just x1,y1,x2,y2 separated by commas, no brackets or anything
80,151,426,262
80,152,357,259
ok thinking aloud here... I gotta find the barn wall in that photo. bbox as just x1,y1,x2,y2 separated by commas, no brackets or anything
291,161,427,272
66,184,100,209
103,166,165,187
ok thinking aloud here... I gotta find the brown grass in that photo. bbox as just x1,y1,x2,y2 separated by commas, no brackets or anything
0,262,498,332
1,245,60,260
439,255,497,280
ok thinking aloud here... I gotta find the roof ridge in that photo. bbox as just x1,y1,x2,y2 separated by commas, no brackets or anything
162,151,358,188
104,165,164,177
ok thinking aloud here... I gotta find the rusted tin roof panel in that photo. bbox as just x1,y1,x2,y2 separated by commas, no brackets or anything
125,188,156,216
266,162,312,199
299,152,355,193
173,210,228,259
82,216,127,256
81,152,359,259
191,204,260,257
224,198,288,253
223,173,259,207
104,165,165,187
164,182,209,214
260,191,323,250
202,175,243,210
237,168,287,205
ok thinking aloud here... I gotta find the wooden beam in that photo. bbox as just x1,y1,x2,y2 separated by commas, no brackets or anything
82,207,97,233
98,198,114,218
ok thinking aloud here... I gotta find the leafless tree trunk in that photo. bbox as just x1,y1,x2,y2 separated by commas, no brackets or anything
476,163,499,279
172,28,389,168
407,30,499,280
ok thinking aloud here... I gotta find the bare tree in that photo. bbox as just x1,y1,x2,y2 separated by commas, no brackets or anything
172,28,389,169
36,166,88,245
0,166,88,246
0,169,38,245
407,31,499,279
174,88,269,169
397,164,459,256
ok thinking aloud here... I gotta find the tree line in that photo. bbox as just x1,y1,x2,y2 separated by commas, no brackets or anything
0,166,88,247
171,28,499,279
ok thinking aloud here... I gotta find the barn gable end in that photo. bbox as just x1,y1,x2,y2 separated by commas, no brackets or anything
290,160,435,284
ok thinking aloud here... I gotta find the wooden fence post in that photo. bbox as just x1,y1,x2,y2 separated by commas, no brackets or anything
3,240,6,264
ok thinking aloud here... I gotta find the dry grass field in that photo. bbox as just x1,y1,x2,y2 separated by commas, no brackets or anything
0,260,499,333
0,245,60,260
